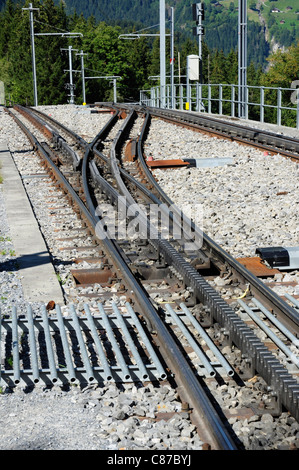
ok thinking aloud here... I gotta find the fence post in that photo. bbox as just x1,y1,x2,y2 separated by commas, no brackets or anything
231,85,235,117
156,87,160,108
260,87,264,123
208,84,211,114
179,84,183,110
277,87,282,126
219,84,223,115
245,86,249,120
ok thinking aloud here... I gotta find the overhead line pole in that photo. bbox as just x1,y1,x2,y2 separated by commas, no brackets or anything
62,46,78,104
84,76,121,103
76,50,88,104
170,7,175,109
118,1,169,108
238,0,247,118
23,3,83,106
192,3,205,112
160,0,166,108
22,3,39,106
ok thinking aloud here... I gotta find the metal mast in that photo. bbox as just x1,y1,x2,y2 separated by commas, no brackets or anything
238,0,247,118
160,0,166,108
23,3,83,106
61,46,78,104
170,7,175,109
76,50,87,104
23,3,39,106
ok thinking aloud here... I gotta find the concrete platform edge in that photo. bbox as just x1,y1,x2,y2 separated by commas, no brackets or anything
0,142,64,304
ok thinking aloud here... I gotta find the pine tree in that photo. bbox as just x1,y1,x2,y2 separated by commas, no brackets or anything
126,36,151,101
35,0,69,104
225,49,238,85
7,0,33,104
210,50,227,84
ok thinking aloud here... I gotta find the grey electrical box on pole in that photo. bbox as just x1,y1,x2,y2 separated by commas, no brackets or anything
186,55,200,110
238,0,247,118
188,55,200,81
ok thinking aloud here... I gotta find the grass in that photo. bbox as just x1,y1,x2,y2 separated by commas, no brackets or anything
0,236,11,242
264,0,299,26
220,0,299,28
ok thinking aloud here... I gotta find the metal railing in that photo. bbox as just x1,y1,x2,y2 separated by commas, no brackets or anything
140,83,299,129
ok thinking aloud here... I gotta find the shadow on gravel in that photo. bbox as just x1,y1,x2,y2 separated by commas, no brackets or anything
0,253,73,272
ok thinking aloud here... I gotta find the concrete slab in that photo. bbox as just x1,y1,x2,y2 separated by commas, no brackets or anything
183,157,233,168
0,142,64,304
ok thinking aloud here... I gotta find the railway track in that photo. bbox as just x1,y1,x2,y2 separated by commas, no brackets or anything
1,103,299,450
98,102,299,161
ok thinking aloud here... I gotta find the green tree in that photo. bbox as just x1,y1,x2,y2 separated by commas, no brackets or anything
0,0,15,56
225,49,238,85
6,0,33,104
210,50,227,83
3,0,70,105
80,22,148,102
126,36,151,101
261,42,299,126
34,0,69,104
0,0,16,97
262,42,299,88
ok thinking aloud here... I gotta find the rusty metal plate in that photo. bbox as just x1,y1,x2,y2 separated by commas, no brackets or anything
146,159,190,169
236,257,280,277
71,268,114,285
124,138,137,162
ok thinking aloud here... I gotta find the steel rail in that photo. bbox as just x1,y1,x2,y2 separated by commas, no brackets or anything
91,104,299,423
130,111,299,336
150,107,299,155
93,108,299,338
9,106,239,450
134,111,299,421
79,116,240,450
13,105,83,170
91,106,299,334
92,110,204,252
12,103,299,431
25,105,89,150
14,105,299,328
105,102,299,160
